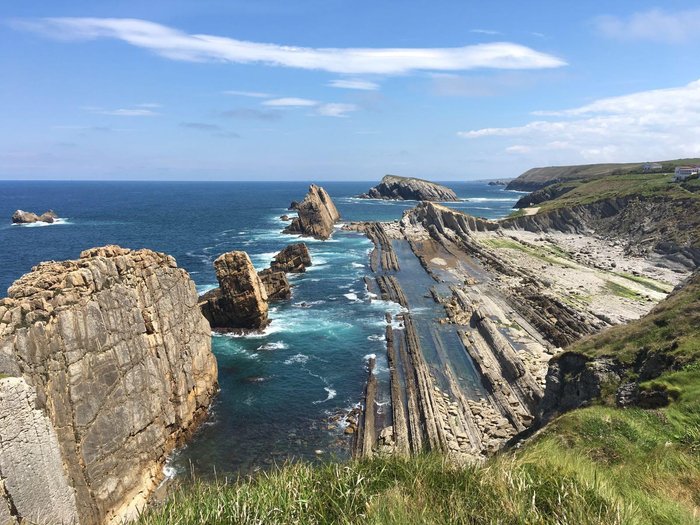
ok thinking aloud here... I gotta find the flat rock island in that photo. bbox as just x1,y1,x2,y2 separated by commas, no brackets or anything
359,175,459,201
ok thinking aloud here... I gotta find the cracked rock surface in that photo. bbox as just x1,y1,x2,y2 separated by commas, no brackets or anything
0,245,218,525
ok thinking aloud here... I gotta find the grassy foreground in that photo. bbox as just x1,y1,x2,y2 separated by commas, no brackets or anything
137,276,700,525
138,371,699,524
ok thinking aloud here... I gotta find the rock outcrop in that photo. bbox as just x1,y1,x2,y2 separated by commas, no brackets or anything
0,245,218,525
270,243,312,273
199,251,269,331
11,209,58,224
359,175,458,202
502,196,700,269
258,269,291,300
283,185,340,240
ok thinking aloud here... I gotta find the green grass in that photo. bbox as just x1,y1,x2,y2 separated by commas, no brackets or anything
536,173,700,212
615,273,673,294
506,208,527,219
138,370,700,525
481,238,576,268
574,273,700,365
605,280,644,300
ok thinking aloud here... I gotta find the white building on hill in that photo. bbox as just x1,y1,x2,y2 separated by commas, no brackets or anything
674,166,699,181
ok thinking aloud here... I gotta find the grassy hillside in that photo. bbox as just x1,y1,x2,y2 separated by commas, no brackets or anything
533,172,700,212
137,275,700,525
507,158,700,191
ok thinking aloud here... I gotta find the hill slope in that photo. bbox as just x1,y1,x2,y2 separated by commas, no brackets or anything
507,158,700,191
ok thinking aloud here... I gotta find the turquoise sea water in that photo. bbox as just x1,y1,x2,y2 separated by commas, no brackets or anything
0,180,522,476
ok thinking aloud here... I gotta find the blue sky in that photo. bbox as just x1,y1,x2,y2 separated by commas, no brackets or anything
2,0,700,180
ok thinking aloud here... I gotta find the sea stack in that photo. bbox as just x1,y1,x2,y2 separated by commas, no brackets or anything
359,175,458,201
270,243,312,273
283,184,340,240
11,209,58,224
258,269,292,300
200,251,269,331
0,245,218,525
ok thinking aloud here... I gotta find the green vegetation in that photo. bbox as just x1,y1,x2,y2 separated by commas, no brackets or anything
605,280,643,300
481,238,576,268
138,274,700,525
615,272,673,294
575,273,700,365
511,158,700,190
535,172,700,212
506,208,527,219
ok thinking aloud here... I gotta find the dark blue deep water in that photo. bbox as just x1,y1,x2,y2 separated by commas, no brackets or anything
0,180,522,475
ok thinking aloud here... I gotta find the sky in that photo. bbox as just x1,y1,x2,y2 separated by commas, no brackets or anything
2,0,700,181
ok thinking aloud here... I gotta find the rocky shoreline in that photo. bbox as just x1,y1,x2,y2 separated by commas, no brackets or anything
348,201,690,462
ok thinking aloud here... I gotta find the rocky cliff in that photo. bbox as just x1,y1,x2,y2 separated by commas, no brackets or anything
0,245,218,525
199,251,269,331
503,196,700,269
283,185,340,240
359,175,458,201
538,271,699,423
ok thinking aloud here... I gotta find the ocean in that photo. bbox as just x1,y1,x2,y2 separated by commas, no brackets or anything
0,180,522,476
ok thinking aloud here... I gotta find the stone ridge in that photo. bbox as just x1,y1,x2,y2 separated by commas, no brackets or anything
283,184,340,240
0,245,218,525
359,175,459,202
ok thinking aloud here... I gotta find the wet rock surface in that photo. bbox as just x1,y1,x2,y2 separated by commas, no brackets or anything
283,184,340,240
359,175,458,202
0,245,218,525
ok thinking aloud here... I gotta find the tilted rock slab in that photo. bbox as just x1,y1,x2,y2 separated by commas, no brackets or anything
0,245,218,525
199,251,269,331
359,175,458,202
283,184,340,240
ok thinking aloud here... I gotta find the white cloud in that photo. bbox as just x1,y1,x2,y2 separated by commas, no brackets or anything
16,17,567,74
596,8,700,44
85,106,158,116
262,97,318,107
316,103,358,118
458,78,700,162
470,29,502,36
223,90,272,98
327,79,379,91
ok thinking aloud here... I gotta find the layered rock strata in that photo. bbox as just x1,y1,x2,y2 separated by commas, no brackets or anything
11,209,58,224
359,175,458,202
270,243,312,273
199,251,269,331
351,198,682,464
0,245,218,525
258,270,291,301
283,185,340,240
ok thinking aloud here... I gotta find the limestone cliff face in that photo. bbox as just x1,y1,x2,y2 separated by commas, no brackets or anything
0,245,218,525
359,175,458,202
283,185,340,240
199,251,269,331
